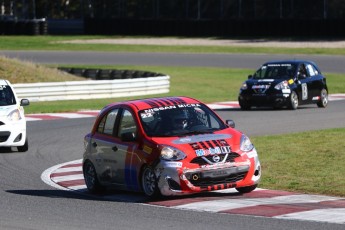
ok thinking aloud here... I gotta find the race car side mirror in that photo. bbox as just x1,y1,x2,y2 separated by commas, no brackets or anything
248,75,253,79
226,119,235,128
20,99,30,106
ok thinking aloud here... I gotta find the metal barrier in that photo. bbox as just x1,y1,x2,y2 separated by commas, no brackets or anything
13,76,170,102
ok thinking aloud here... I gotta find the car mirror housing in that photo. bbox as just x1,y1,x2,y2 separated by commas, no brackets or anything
248,75,253,79
226,119,235,128
20,99,30,106
121,132,136,142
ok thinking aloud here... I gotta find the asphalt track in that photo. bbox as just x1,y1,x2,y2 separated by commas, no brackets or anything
0,51,345,230
1,50,345,73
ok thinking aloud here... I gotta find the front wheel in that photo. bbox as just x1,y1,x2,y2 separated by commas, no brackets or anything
17,138,28,152
239,99,251,110
141,166,160,198
289,91,299,110
236,184,258,193
317,88,328,108
83,161,105,194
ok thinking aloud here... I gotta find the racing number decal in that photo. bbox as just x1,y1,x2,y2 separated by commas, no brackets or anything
302,83,308,100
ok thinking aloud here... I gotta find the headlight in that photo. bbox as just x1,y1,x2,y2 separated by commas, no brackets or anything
240,134,254,152
160,146,186,161
8,109,22,121
274,80,290,90
240,82,248,90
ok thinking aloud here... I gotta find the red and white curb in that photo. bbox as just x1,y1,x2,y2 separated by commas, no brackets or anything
26,95,345,121
42,159,345,225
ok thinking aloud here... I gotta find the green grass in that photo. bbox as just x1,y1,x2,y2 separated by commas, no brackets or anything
252,128,345,197
2,35,345,55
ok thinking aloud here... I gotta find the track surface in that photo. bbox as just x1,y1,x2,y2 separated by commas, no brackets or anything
0,52,344,229
1,50,345,73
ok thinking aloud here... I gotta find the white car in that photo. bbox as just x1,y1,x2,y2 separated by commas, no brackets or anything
0,80,29,152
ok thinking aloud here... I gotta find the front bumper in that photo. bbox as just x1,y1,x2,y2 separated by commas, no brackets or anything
239,92,291,108
0,119,26,147
155,149,261,196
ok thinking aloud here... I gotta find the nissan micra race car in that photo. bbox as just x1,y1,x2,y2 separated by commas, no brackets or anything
238,60,328,110
0,79,30,152
83,96,261,198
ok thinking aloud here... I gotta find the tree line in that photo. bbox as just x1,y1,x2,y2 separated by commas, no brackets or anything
1,0,345,20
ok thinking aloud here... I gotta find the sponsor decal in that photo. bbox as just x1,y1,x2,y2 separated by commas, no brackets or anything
195,146,231,157
312,96,320,101
258,79,274,82
162,162,183,168
143,104,200,114
252,85,270,94
288,79,294,84
267,64,292,67
173,134,231,144
143,145,152,154
282,89,291,94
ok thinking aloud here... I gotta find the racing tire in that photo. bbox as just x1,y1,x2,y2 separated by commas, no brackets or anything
235,184,258,193
239,99,251,110
289,91,299,110
17,138,28,152
83,161,105,194
141,166,161,198
317,88,328,108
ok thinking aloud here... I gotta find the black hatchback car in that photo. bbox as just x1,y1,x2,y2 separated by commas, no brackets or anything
238,60,328,110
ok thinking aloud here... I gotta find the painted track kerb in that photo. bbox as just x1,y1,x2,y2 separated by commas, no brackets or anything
41,159,345,225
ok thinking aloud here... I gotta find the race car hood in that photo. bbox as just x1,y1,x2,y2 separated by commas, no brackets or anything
151,130,241,158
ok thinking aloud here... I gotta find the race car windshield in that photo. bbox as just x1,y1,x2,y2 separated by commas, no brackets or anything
139,103,227,137
253,64,297,80
0,85,16,106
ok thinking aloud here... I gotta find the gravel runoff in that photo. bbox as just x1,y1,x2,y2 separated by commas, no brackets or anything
58,37,345,48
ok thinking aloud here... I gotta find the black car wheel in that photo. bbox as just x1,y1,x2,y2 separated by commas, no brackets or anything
289,91,299,110
17,138,28,152
83,161,104,194
236,184,258,193
141,166,160,198
317,88,328,108
239,99,251,110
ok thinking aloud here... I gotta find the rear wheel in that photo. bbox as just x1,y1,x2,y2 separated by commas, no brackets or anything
83,161,104,194
141,166,160,198
236,184,258,193
317,88,328,108
17,138,28,152
289,91,299,110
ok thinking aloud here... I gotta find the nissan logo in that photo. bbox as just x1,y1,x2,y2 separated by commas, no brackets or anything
212,155,221,163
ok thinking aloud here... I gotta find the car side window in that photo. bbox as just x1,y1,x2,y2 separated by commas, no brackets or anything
298,64,309,78
97,109,119,135
306,64,318,76
118,109,137,138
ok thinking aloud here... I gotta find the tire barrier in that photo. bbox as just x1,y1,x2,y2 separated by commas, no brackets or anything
58,67,165,80
0,18,47,35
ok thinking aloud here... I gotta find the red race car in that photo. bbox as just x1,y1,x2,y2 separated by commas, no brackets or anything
83,96,261,198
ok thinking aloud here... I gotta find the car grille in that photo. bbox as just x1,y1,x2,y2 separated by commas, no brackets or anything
0,131,11,142
187,171,248,187
190,152,240,166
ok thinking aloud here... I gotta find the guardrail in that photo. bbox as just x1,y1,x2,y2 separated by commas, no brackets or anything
13,76,170,102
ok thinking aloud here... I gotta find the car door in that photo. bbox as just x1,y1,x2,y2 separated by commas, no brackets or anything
296,63,312,104
90,108,121,184
305,63,324,99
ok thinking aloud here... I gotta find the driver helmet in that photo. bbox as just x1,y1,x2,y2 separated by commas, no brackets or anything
172,109,189,130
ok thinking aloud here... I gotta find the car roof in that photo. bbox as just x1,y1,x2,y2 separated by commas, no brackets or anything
106,96,202,111
0,79,10,86
264,60,318,66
